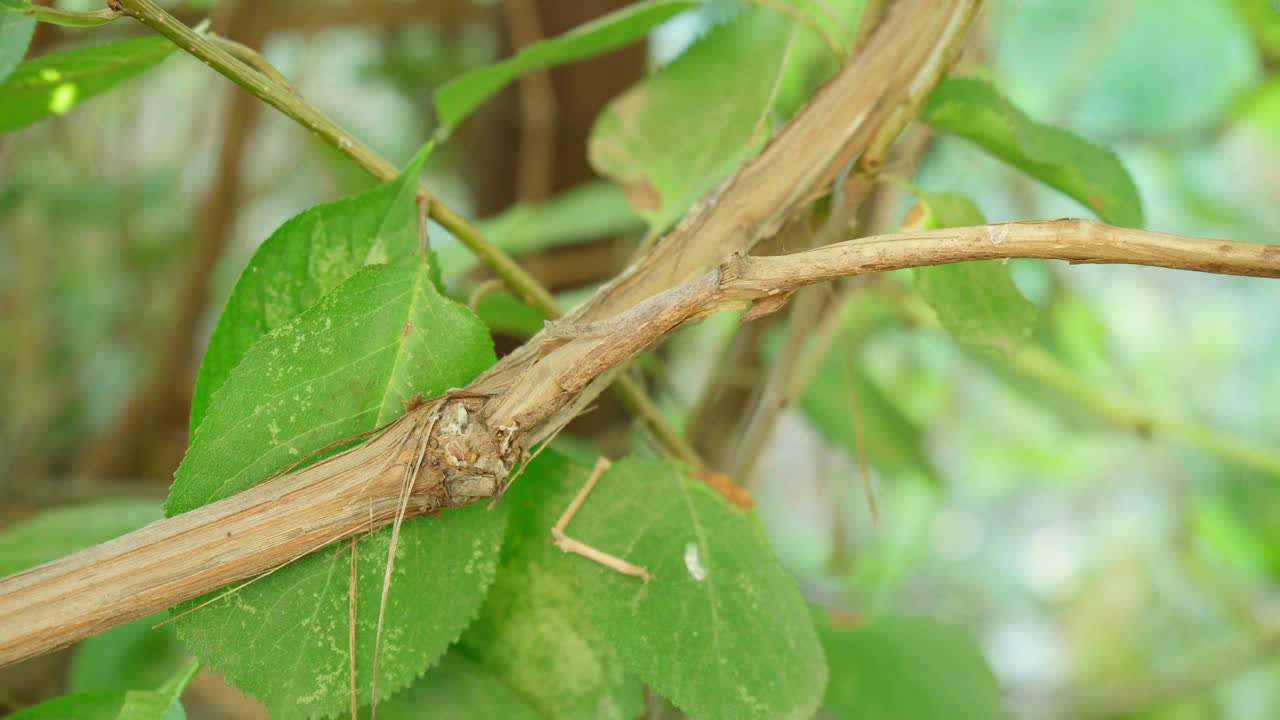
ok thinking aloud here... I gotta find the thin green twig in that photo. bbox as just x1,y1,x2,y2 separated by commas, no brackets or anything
886,284,1280,478
208,34,295,92
5,3,122,27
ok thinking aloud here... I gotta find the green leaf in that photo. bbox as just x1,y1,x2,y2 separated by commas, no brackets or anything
921,76,1143,228
115,661,198,720
171,257,490,511
0,499,162,577
7,690,129,720
1236,75,1280,146
804,359,937,483
167,258,504,718
589,0,863,232
818,615,1006,719
438,181,643,277
471,290,545,338
565,458,826,720
460,451,643,720
174,503,505,720
376,652,542,720
433,0,696,132
0,37,174,132
9,659,196,720
0,7,34,84
189,145,432,435
906,192,1038,356
995,0,1257,137
1234,0,1280,60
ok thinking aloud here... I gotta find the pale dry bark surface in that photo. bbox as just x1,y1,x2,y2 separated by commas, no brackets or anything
2,0,1277,668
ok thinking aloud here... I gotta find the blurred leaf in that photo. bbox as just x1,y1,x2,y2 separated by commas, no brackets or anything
1046,294,1112,380
7,690,130,719
568,457,826,719
116,661,198,720
168,258,504,719
0,499,162,577
589,0,862,231
1233,0,1280,60
375,653,542,720
1235,75,1280,145
10,661,196,720
818,614,1005,719
434,0,696,132
189,144,431,435
438,181,643,276
778,315,938,483
0,6,34,83
460,452,643,720
1193,495,1274,577
906,191,1038,356
0,37,174,132
921,76,1143,227
811,361,937,482
993,0,1257,137
69,614,185,694
471,291,545,338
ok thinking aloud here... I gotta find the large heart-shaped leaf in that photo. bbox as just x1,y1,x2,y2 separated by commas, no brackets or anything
189,145,431,434
168,257,504,718
564,458,826,719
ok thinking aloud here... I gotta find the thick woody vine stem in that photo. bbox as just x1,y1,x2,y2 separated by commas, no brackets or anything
3,0,1277,669
3,217,1276,666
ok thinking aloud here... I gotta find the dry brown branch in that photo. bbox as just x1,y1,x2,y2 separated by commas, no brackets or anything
4,214,1276,666
465,0,973,399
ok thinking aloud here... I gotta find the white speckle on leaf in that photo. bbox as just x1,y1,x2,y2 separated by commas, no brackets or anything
684,542,706,582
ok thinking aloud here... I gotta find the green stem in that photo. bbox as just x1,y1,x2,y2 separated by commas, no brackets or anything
888,285,1280,477
6,4,122,27
112,0,703,468
158,657,203,699
208,34,295,91
1013,346,1280,477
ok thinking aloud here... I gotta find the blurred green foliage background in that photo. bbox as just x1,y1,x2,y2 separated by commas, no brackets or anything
2,0,1279,717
